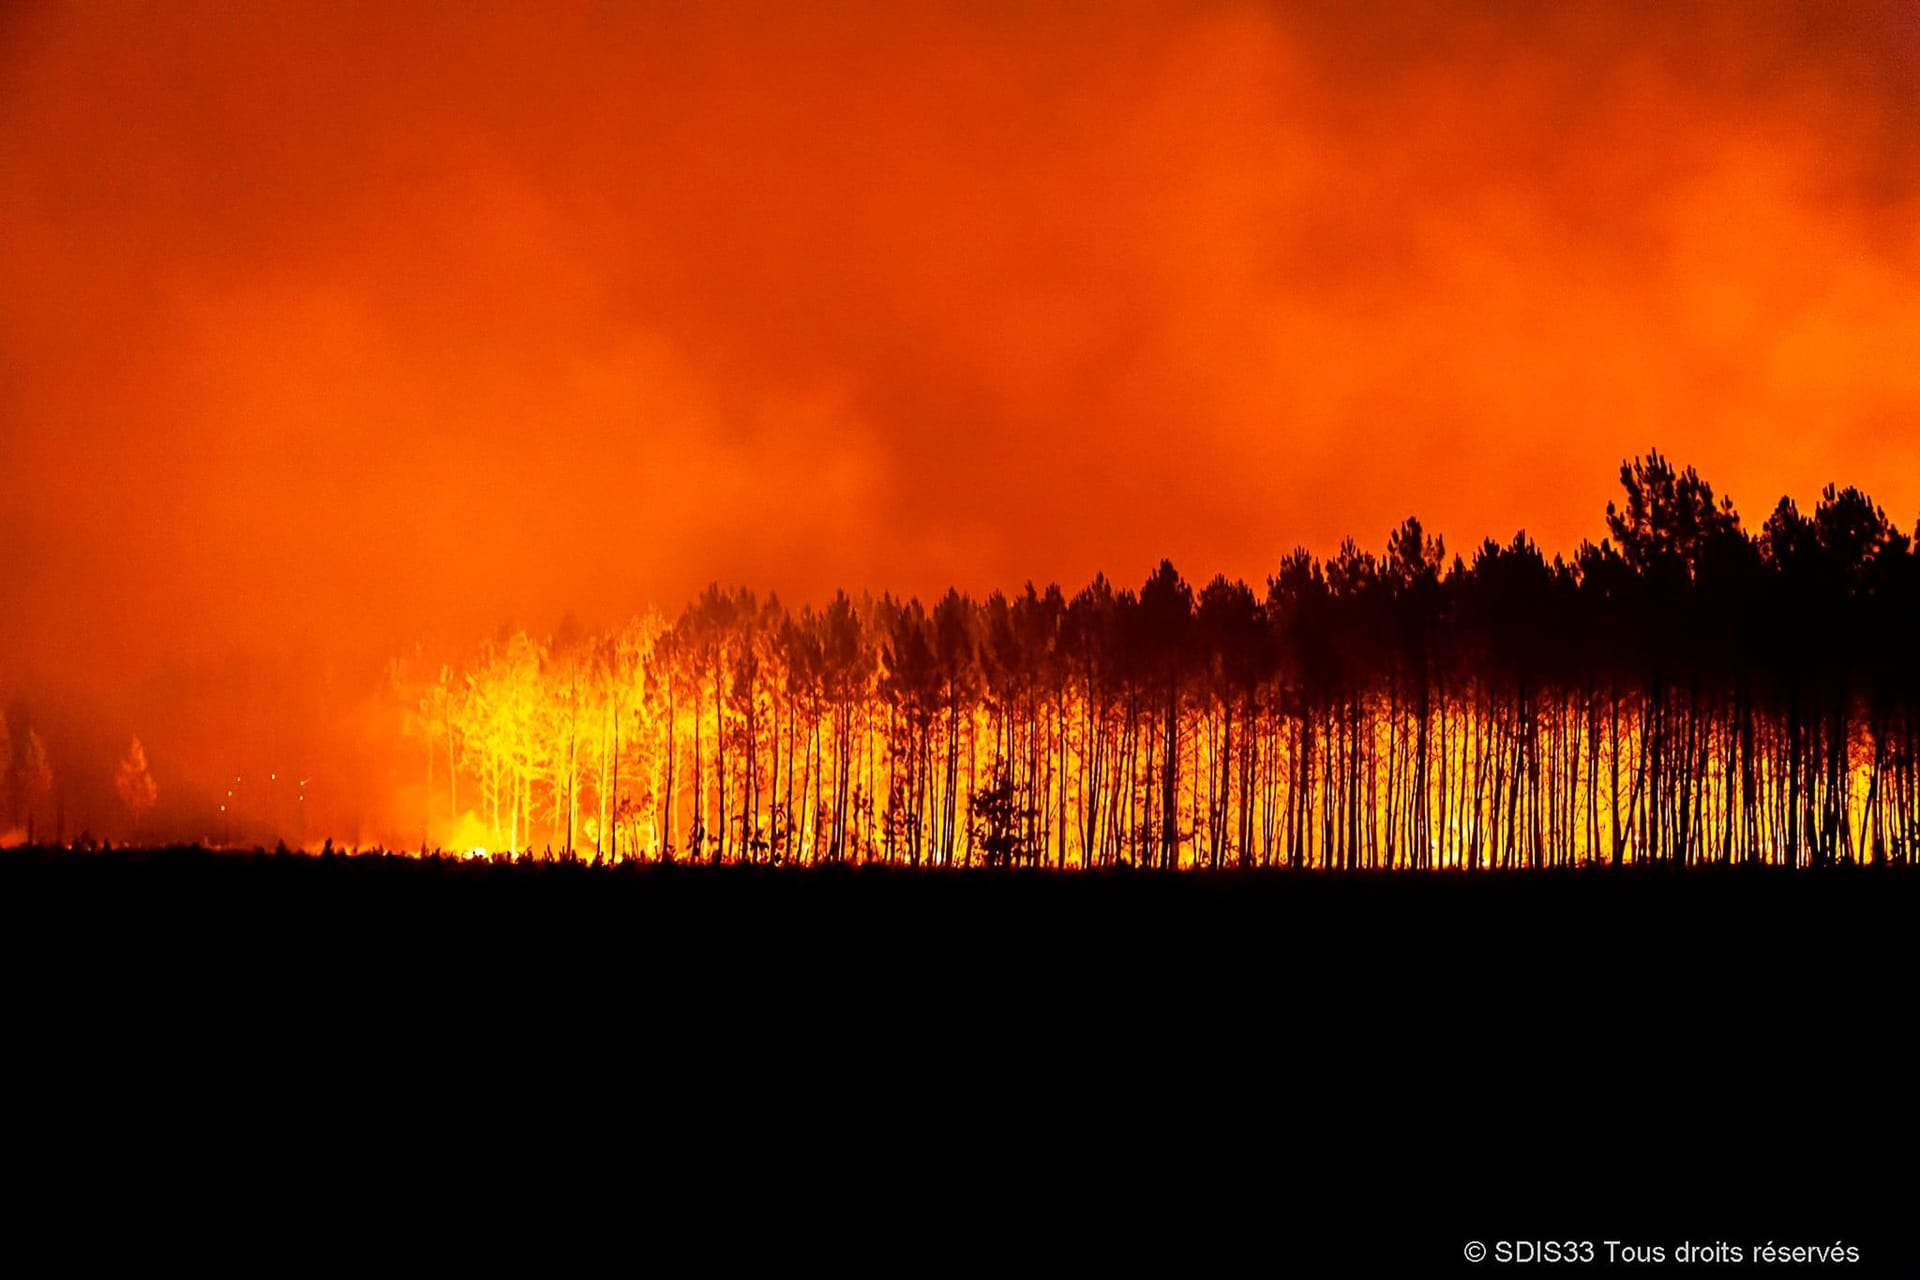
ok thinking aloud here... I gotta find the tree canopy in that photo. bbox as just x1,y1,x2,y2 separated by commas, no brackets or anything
393,453,1920,870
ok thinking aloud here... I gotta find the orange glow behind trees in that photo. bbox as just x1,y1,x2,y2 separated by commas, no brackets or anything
389,454,1920,869
5,3,1920,844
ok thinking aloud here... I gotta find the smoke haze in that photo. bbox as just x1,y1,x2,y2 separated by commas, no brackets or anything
5,1,1919,841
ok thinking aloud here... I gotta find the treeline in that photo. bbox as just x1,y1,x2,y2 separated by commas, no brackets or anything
391,451,1920,869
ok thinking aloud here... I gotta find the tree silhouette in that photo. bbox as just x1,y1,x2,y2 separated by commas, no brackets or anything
115,737,158,838
394,451,1920,872
5,702,54,845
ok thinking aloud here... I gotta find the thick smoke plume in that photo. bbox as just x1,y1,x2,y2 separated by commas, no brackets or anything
4,2,1918,843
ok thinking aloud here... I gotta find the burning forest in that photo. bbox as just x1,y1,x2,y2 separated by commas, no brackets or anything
7,6,1918,1250
389,453,1920,870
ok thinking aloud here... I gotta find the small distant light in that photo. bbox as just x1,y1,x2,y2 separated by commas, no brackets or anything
219,805,226,812
270,773,276,781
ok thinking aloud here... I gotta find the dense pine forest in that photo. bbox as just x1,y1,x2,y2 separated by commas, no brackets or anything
390,452,1920,870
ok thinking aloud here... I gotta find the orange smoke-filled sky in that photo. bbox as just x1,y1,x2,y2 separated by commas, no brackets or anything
4,1,1920,836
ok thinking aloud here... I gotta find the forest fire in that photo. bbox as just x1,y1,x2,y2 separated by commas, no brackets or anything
384,455,1920,870
6,4,1917,1252
3,2,1919,868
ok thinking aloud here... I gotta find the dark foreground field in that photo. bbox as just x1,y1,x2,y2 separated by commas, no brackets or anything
5,845,1912,1062
4,844,1914,977
2,848,1910,1270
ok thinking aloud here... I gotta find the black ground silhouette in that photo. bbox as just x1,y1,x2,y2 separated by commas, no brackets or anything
4,844,1909,1271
